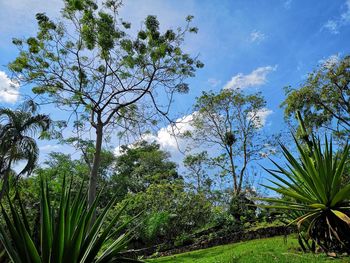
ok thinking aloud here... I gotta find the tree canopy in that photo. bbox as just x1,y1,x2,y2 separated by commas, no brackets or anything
282,55,350,141
9,0,203,205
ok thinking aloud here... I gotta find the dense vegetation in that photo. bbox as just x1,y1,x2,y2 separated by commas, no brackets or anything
0,0,349,262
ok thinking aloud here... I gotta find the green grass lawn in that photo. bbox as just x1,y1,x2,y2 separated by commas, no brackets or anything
148,236,349,263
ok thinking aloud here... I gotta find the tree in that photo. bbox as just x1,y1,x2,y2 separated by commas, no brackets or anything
9,0,203,206
0,101,50,198
282,55,350,140
183,151,212,193
111,140,179,199
185,89,273,196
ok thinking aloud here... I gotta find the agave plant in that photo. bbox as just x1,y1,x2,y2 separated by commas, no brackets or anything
261,134,350,253
0,176,142,262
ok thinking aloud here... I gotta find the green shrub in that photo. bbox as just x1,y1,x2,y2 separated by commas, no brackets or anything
143,212,173,241
229,194,256,223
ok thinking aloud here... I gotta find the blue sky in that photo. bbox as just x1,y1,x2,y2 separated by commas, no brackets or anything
0,0,350,187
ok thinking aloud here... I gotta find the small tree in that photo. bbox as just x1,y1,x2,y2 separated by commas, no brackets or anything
9,0,203,205
0,101,50,198
186,89,273,196
111,140,179,199
183,151,211,193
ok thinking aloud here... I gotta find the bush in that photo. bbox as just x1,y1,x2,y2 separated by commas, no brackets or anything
115,182,213,246
229,194,257,223
174,234,194,247
143,212,173,241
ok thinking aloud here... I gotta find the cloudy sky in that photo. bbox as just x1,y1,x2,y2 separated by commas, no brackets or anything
1,0,350,179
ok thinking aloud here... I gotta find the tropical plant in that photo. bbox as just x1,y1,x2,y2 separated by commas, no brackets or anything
0,101,50,198
0,175,141,263
261,130,350,253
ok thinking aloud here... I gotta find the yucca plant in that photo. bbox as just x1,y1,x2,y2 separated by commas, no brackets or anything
260,132,350,253
0,176,142,262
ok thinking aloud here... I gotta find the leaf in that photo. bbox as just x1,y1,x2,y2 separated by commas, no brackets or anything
331,210,350,226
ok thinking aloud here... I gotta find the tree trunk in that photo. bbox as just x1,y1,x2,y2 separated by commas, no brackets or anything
228,146,238,195
0,158,12,201
237,139,248,195
197,173,201,193
88,124,103,207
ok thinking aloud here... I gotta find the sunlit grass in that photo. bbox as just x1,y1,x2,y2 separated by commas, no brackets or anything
148,236,349,263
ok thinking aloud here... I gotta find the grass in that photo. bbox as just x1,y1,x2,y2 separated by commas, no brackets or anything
148,236,349,263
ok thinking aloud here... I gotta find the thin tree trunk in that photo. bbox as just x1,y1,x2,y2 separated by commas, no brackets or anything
237,139,248,195
0,159,12,201
197,173,201,193
228,146,238,195
88,124,103,207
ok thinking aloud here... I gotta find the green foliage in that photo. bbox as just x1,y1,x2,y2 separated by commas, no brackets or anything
143,212,173,241
260,133,350,253
111,141,179,198
229,194,257,223
173,233,194,247
8,0,202,116
282,55,350,140
0,175,141,262
116,182,212,246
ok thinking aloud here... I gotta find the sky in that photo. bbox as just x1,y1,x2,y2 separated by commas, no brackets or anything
1,0,350,188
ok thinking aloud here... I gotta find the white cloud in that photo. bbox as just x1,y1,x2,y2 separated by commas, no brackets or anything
249,30,266,43
318,54,340,68
342,0,350,22
323,0,350,34
0,71,20,103
223,65,277,90
115,113,196,165
207,78,221,87
259,143,277,158
323,20,340,34
248,108,273,129
39,144,61,152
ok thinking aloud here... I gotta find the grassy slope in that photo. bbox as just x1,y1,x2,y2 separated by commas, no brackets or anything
148,236,349,263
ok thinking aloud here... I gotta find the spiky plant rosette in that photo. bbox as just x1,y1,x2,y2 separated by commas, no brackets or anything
260,135,350,253
0,175,142,263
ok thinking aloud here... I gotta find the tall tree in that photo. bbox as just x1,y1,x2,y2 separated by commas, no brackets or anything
282,55,350,140
0,101,50,198
185,89,273,196
9,0,203,205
